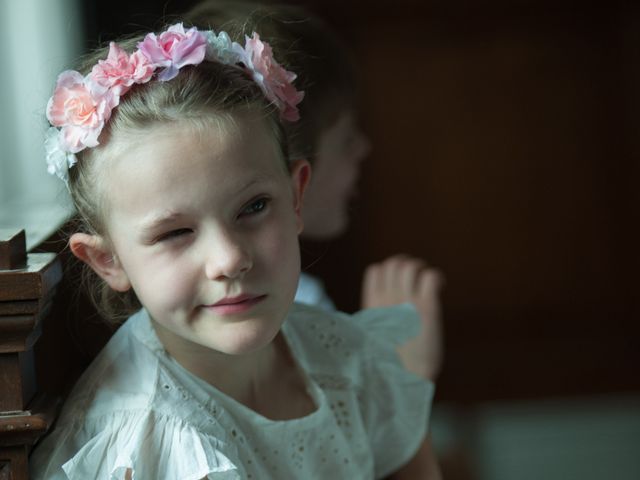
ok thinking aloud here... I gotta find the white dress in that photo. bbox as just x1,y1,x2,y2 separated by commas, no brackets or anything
294,272,336,311
30,303,434,479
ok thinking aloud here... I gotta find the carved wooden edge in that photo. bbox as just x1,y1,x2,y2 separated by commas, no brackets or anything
0,228,68,480
0,287,57,316
0,394,61,448
0,292,57,354
0,230,26,271
1,227,64,305
0,227,66,480
0,253,63,302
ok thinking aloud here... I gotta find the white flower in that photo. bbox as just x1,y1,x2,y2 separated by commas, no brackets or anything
204,30,243,65
44,127,77,185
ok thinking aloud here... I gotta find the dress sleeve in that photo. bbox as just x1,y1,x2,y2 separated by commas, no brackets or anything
31,409,243,480
352,304,436,479
294,273,336,311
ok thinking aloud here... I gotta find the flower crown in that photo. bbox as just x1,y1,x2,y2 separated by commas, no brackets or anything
45,23,304,183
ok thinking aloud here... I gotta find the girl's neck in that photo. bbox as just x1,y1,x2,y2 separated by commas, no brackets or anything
152,321,316,419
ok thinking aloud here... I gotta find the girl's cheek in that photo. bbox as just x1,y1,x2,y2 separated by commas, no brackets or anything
264,220,294,250
134,255,192,296
158,261,195,289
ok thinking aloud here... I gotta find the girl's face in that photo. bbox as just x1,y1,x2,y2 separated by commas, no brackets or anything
93,115,308,356
301,109,371,239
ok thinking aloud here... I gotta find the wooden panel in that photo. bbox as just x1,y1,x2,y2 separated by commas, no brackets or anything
301,4,640,402
0,229,65,480
0,395,60,448
0,230,26,271
0,353,36,412
0,353,22,412
0,253,62,302
0,300,42,316
0,315,40,354
0,445,28,480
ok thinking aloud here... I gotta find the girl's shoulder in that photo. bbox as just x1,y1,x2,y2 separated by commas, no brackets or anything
55,309,164,421
284,302,424,382
286,301,423,346
30,399,241,479
30,309,244,479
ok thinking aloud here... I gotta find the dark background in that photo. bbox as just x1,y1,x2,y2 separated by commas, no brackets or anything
79,0,639,405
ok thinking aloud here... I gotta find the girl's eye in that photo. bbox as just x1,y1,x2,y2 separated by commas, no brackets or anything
240,197,269,218
156,228,193,242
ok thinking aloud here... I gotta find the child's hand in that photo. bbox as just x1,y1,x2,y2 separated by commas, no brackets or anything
361,255,444,380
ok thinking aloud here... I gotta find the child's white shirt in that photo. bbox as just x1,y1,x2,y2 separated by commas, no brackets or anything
30,303,434,480
294,272,336,311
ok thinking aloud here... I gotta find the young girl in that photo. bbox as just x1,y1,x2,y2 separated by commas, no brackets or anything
30,23,439,479
184,1,444,381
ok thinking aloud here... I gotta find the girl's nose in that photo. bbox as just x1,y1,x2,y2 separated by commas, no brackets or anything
204,233,253,281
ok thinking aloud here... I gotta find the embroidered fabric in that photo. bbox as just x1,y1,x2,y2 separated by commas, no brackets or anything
30,303,433,479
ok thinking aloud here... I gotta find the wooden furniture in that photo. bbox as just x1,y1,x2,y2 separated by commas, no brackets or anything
0,225,114,479
0,229,62,479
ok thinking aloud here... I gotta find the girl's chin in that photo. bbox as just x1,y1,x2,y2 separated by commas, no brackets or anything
199,318,283,356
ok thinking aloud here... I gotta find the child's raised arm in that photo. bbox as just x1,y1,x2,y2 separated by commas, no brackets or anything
361,254,444,380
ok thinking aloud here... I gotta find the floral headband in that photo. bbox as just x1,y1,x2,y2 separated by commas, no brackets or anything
45,23,304,183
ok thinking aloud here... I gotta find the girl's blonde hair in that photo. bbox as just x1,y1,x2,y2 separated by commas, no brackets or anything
183,1,357,163
68,34,289,323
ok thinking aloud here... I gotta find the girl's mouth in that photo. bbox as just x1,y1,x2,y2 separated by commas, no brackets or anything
204,294,267,314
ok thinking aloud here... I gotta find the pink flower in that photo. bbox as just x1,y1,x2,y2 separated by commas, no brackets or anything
242,33,304,122
46,70,117,153
90,42,154,95
138,23,207,81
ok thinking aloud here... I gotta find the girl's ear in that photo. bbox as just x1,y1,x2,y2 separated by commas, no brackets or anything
69,233,132,292
289,159,311,233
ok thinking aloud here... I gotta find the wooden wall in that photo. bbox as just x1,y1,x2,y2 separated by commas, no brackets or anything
307,1,640,402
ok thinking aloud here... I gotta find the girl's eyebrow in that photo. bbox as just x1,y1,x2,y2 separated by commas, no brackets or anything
232,175,279,197
139,212,184,234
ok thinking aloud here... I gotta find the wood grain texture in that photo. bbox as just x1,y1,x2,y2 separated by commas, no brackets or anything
0,446,28,480
0,230,26,271
0,315,42,354
0,254,62,302
0,352,36,412
0,394,60,448
0,230,65,478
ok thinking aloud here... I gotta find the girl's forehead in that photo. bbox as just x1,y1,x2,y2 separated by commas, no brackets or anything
103,114,282,169
98,116,287,208
114,114,248,148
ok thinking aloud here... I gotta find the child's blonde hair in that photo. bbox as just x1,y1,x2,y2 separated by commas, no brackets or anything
65,34,290,322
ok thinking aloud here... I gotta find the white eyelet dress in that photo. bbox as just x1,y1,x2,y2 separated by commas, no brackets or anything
30,303,434,479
